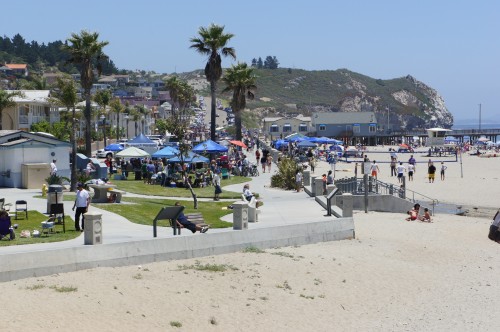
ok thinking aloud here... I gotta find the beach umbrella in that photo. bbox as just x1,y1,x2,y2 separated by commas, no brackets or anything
104,143,124,152
115,146,150,158
399,143,409,149
229,140,248,149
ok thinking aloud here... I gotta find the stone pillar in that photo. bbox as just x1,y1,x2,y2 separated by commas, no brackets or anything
326,184,336,195
310,176,317,196
303,170,311,186
314,178,324,196
341,193,353,217
83,211,103,245
232,202,248,230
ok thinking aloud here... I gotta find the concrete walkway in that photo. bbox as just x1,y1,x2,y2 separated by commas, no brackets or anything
0,157,354,281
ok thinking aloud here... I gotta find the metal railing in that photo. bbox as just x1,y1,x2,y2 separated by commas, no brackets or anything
335,176,439,214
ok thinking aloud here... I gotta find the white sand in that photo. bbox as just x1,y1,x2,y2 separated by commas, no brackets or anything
1,147,500,331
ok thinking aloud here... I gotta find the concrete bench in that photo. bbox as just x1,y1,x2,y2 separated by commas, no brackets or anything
108,189,126,203
171,213,208,229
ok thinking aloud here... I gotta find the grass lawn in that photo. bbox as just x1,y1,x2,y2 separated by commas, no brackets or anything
111,174,251,199
0,211,79,247
94,197,233,229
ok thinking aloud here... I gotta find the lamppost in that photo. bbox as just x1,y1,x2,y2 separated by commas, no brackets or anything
124,114,129,139
100,114,107,147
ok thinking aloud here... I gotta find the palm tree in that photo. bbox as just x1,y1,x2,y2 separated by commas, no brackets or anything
94,89,111,146
109,98,124,141
0,90,23,130
62,30,109,157
52,76,79,191
222,63,256,141
190,24,236,141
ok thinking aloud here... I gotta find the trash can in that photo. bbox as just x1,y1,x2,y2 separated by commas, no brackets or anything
83,211,103,245
47,185,63,213
232,202,248,230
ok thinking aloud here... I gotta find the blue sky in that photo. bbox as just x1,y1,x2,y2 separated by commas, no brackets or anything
1,0,499,122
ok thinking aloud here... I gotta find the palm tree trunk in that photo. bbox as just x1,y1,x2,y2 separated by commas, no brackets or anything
70,106,78,191
210,81,217,141
235,109,242,141
85,91,92,157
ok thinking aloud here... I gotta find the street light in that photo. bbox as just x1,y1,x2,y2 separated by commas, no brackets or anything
100,114,107,147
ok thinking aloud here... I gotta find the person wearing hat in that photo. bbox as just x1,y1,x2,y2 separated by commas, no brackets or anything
50,159,57,176
72,183,90,231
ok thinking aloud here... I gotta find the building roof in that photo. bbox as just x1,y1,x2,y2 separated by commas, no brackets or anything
312,111,377,124
7,90,51,103
5,64,27,69
0,130,70,146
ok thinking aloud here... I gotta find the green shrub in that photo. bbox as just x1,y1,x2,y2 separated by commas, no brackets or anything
271,157,302,190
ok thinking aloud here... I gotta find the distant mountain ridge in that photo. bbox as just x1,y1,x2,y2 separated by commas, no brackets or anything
224,68,453,130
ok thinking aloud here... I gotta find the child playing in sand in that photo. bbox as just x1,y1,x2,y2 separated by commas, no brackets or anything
406,209,418,221
420,208,432,222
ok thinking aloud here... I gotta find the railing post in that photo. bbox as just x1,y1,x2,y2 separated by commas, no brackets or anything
389,184,393,195
363,174,368,213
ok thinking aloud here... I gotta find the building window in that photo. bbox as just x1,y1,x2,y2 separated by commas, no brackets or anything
369,125,376,133
283,124,292,132
270,124,279,133
298,123,307,132
319,124,326,131
353,125,360,133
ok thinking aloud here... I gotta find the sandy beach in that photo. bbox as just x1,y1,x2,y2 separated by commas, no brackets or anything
1,146,499,331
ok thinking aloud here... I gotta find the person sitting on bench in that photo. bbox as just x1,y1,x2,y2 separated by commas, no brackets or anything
243,184,254,202
174,202,208,233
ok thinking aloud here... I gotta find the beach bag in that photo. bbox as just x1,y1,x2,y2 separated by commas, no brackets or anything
488,210,500,242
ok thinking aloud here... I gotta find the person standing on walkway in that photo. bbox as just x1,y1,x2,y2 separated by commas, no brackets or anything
267,154,273,173
50,159,57,176
255,149,260,163
407,163,414,181
213,170,222,201
396,162,406,183
261,155,267,173
72,182,90,231
390,157,397,177
295,169,303,192
440,162,447,180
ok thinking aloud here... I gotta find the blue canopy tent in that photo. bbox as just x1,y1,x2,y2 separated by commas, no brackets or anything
168,151,209,163
286,136,306,142
152,146,179,159
297,140,317,148
192,139,228,154
104,143,124,152
327,138,344,145
274,139,287,149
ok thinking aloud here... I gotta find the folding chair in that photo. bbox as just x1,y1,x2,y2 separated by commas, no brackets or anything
15,200,28,220
50,203,65,233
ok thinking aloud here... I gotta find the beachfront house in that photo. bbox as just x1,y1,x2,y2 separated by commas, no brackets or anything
0,90,60,131
262,114,312,140
312,111,378,145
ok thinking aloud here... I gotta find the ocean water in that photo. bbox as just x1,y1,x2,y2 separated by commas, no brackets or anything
452,123,500,130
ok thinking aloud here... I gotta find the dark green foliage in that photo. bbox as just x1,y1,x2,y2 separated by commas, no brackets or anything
270,157,301,190
0,34,119,74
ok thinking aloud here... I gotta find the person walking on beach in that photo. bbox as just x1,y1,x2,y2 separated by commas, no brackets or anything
390,157,397,177
440,162,447,180
396,162,406,183
370,160,380,179
267,154,273,173
428,162,436,183
72,183,89,231
407,163,414,181
408,155,416,173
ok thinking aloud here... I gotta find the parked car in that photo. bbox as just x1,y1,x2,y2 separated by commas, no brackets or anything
96,149,114,158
